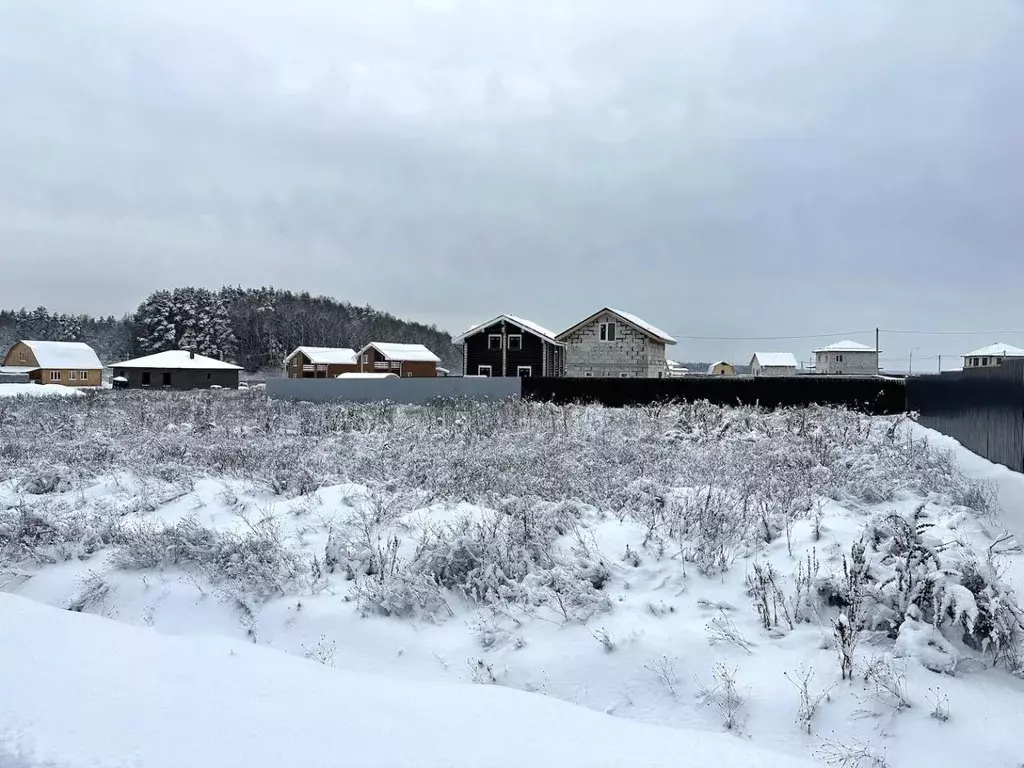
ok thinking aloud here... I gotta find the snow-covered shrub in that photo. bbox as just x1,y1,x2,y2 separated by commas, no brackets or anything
110,514,306,599
784,665,834,734
0,503,116,564
696,663,748,730
67,570,112,613
352,570,451,621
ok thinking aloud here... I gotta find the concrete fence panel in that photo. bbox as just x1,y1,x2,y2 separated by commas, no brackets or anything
266,377,522,404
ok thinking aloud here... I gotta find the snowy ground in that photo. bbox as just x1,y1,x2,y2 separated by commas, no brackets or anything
1,393,1023,767
0,383,84,398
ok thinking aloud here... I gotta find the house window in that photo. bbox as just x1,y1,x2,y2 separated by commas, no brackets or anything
599,322,617,342
835,354,843,362
390,361,401,369
478,365,492,377
362,354,369,364
997,357,1003,365
488,335,502,350
18,349,26,362
49,370,61,382
69,371,78,381
508,335,522,351
80,371,89,380
584,372,593,377
517,366,531,378
162,372,172,387
620,372,630,378
141,371,151,386
982,357,989,366
206,372,213,380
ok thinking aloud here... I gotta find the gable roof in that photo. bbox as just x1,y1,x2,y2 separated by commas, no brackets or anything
18,341,102,369
556,308,677,345
707,361,733,373
812,340,877,353
361,343,440,363
451,314,563,345
111,351,243,370
964,342,1024,358
751,352,798,368
284,347,358,366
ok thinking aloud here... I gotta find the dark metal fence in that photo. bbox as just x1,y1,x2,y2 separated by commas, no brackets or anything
905,360,1024,473
522,375,906,414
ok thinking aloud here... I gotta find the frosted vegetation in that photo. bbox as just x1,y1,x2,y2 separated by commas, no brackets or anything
1,392,1022,765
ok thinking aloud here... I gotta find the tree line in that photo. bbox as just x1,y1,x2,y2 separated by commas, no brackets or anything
0,286,459,372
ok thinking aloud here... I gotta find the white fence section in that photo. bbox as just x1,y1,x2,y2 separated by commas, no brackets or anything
266,377,522,404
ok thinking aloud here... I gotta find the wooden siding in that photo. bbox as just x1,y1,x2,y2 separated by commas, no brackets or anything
463,321,558,377
359,347,436,377
286,352,357,379
2,342,101,387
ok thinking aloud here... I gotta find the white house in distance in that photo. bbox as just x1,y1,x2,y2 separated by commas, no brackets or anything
749,352,798,377
963,342,1024,369
812,340,879,375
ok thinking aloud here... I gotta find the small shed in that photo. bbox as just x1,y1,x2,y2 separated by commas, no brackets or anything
110,350,242,390
707,361,735,376
749,352,798,377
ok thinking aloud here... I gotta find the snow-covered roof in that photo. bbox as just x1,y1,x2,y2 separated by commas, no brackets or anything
606,309,677,344
556,308,676,345
812,340,877,353
751,352,798,368
0,366,38,374
18,341,101,369
361,343,441,363
964,342,1024,358
337,372,399,379
707,361,733,374
452,314,562,344
284,347,357,366
110,351,242,370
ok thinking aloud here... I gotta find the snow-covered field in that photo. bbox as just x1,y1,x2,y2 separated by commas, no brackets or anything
1,392,1023,767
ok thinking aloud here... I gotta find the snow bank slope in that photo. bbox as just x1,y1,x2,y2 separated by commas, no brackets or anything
0,595,811,768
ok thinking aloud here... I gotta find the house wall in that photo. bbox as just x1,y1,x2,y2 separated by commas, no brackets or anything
112,368,240,390
752,364,795,377
286,353,357,378
814,351,878,375
2,342,37,369
562,312,667,378
964,355,1024,370
360,347,436,377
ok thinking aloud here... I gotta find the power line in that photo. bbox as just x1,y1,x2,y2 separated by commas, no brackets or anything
880,327,1024,337
666,330,873,341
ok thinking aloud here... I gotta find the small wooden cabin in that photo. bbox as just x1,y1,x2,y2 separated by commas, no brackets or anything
357,343,440,377
284,347,358,378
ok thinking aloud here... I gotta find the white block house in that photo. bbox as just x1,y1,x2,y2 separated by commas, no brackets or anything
750,352,797,377
963,342,1024,369
812,340,878,375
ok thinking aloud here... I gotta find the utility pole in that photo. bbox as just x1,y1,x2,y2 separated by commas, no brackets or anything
938,354,941,373
875,327,880,375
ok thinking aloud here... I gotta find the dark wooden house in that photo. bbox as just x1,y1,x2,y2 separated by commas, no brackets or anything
452,314,564,377
357,343,440,377
110,350,242,390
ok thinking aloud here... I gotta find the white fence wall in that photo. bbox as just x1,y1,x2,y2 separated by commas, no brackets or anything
266,377,522,404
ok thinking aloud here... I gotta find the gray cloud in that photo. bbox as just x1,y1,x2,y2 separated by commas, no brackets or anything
1,0,1022,367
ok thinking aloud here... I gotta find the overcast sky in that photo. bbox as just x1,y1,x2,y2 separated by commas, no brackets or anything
1,1,1022,367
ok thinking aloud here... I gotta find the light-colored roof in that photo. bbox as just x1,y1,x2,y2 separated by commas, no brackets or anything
0,366,38,374
361,343,441,363
556,308,676,344
284,347,358,365
110,351,242,370
18,341,101,369
812,340,877,353
337,372,399,379
751,352,798,368
964,342,1024,358
452,314,562,344
606,309,677,344
707,361,733,373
